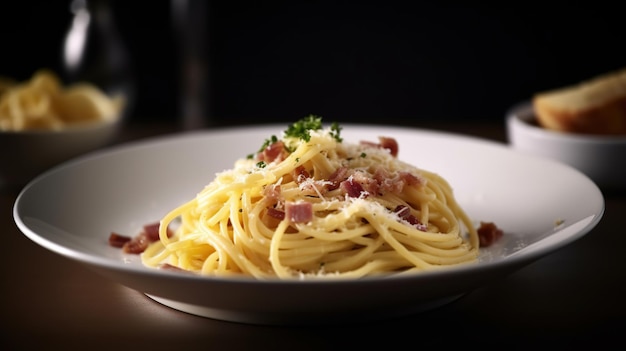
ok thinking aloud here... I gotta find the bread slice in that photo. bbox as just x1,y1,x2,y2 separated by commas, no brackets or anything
532,68,626,135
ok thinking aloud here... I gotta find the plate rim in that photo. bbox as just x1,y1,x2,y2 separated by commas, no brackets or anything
13,123,606,323
13,123,605,285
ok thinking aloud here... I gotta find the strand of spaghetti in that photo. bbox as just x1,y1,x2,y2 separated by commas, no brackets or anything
196,220,268,277
214,217,232,272
205,200,231,227
170,197,259,275
307,150,337,178
428,180,478,248
319,236,386,274
246,199,276,245
362,211,434,270
201,251,220,273
159,200,195,245
141,241,169,267
295,222,376,241
392,234,470,260
269,142,325,179
279,244,356,270
231,191,272,260
269,219,292,278
196,171,272,208
452,200,480,249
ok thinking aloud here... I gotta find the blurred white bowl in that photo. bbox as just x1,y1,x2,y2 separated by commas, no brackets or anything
506,102,626,192
0,119,121,191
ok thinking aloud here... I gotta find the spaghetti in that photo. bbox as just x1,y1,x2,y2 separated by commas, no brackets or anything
0,70,124,131
141,116,480,279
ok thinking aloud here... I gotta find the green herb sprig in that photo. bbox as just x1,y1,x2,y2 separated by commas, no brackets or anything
330,122,342,142
283,115,343,143
284,115,323,142
249,115,343,158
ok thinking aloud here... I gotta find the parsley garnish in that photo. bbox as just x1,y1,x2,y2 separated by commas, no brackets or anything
251,116,343,157
256,161,267,168
258,135,278,153
284,115,323,142
283,115,343,143
330,122,342,142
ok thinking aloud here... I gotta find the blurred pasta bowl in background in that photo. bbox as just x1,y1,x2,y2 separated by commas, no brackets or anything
506,102,626,192
0,70,125,191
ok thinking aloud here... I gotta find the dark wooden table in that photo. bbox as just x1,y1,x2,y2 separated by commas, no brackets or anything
2,121,624,350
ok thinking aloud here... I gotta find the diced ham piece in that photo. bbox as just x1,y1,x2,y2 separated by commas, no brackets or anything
378,137,398,157
374,168,403,193
122,232,150,254
350,171,379,195
263,184,282,202
266,207,286,220
373,168,422,194
326,166,348,191
109,221,173,254
293,166,331,197
285,201,313,223
394,205,427,231
258,141,286,163
399,171,420,186
327,165,422,199
341,176,367,198
143,222,161,241
293,166,310,183
108,232,131,248
359,136,399,157
477,221,503,247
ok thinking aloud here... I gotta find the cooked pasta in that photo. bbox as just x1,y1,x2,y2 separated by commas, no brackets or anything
141,116,480,279
0,70,124,131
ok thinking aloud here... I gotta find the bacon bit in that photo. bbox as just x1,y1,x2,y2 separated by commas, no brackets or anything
109,221,174,254
378,137,398,157
351,171,379,195
399,171,420,186
142,222,174,242
143,222,160,241
341,176,367,198
299,178,331,198
326,166,348,191
359,137,399,157
477,221,504,247
108,232,131,248
263,183,282,202
285,201,313,223
394,205,414,223
122,232,150,254
293,166,329,197
394,205,427,231
329,166,422,199
373,168,402,193
372,168,421,194
266,207,286,220
293,166,310,183
258,141,287,163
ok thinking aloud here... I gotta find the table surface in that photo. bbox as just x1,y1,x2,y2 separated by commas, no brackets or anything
2,121,624,350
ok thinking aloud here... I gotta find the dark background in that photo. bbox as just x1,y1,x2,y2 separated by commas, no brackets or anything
1,1,624,128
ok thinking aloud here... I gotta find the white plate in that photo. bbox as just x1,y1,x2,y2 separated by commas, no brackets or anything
14,124,604,325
